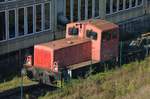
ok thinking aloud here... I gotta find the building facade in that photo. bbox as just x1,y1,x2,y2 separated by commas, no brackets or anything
0,0,150,55
0,0,57,55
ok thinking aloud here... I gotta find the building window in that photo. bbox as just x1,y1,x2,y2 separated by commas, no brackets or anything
36,4,42,32
65,0,100,21
95,0,99,17
125,0,130,9
132,0,136,7
113,0,117,12
138,0,142,5
0,1,51,42
0,0,16,3
9,10,15,38
0,11,6,41
107,0,143,15
81,0,85,20
66,0,70,20
18,8,25,36
44,3,50,30
8,0,16,2
102,32,111,41
73,0,78,21
112,32,117,39
88,0,92,18
106,0,110,14
119,0,123,10
0,0,5,3
27,6,33,34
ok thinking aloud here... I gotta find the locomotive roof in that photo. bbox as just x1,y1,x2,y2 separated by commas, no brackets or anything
69,19,118,31
89,19,118,31
37,37,91,50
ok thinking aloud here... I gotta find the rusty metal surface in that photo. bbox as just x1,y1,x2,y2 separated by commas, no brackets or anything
53,40,91,68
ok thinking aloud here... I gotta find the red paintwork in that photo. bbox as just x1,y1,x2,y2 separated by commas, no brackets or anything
33,37,91,71
101,29,119,61
66,19,119,62
32,19,119,71
53,38,91,68
34,45,52,70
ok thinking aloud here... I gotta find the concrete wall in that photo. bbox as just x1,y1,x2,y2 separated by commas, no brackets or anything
0,31,54,55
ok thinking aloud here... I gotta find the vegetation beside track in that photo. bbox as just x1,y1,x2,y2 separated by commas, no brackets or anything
40,57,150,99
0,76,34,92
0,57,150,99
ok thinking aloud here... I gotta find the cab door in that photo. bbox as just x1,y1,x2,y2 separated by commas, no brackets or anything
101,30,119,61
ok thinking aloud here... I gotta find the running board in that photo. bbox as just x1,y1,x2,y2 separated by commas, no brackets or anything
68,60,99,70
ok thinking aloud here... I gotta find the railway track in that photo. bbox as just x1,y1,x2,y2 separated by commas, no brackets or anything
0,84,57,99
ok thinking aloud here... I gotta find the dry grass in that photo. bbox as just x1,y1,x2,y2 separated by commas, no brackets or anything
0,57,149,99
116,84,150,99
40,57,150,99
0,76,34,92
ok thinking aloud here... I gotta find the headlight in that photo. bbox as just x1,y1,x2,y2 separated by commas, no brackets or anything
53,62,58,72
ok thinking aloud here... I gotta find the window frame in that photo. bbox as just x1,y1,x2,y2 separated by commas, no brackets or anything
106,0,144,15
68,27,79,36
86,30,98,40
26,5,34,34
0,0,16,4
0,10,7,42
35,3,43,33
65,0,100,21
0,1,52,43
94,0,100,18
102,32,111,42
8,8,16,39
18,7,25,36
112,31,118,39
119,0,124,11
44,2,51,31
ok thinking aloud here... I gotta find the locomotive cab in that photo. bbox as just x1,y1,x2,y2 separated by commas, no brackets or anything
84,20,119,62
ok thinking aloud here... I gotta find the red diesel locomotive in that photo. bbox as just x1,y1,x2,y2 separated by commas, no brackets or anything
24,19,119,86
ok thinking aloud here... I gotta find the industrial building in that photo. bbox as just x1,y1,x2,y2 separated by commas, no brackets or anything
0,0,150,55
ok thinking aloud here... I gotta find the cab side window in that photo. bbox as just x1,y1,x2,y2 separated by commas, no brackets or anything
112,32,117,39
102,32,111,42
68,27,79,35
148,38,150,44
141,39,147,45
142,38,150,45
86,30,97,40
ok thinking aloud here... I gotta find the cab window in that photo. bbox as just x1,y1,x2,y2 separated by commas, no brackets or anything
86,30,97,40
148,38,150,44
68,27,79,35
112,32,117,39
102,32,111,41
141,39,147,46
